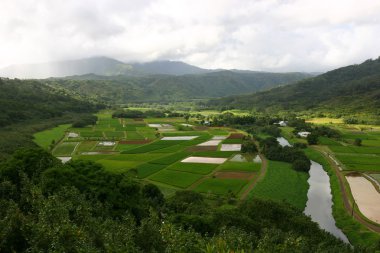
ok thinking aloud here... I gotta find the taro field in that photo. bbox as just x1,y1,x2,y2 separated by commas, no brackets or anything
34,111,263,198
317,125,380,180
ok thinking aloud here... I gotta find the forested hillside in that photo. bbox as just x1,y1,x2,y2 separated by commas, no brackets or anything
0,78,101,159
46,71,311,103
0,148,354,252
207,57,380,118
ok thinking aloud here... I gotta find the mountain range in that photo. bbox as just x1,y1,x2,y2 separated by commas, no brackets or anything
207,57,380,118
44,70,312,103
0,57,213,78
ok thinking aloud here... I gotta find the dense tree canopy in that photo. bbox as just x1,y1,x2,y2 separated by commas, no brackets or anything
0,148,358,252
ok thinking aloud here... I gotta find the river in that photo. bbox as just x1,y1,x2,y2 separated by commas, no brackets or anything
277,137,349,243
305,161,349,243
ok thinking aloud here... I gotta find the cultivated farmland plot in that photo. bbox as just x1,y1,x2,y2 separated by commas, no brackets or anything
220,144,242,151
41,111,263,198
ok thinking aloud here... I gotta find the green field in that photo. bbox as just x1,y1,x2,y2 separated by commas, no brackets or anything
136,163,168,178
249,161,309,210
335,154,380,171
126,131,145,140
105,153,163,162
149,152,190,165
52,142,78,156
149,169,203,188
115,143,143,151
40,111,266,200
167,162,218,175
194,178,248,195
218,161,261,172
75,141,97,153
33,124,71,149
122,140,185,154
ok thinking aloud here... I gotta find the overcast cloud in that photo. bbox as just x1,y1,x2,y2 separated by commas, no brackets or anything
1,0,380,71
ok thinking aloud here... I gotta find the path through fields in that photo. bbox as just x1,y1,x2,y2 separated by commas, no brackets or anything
240,153,268,200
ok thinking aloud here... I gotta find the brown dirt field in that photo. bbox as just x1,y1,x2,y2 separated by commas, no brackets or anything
227,133,245,139
215,171,253,179
119,140,152,144
187,146,217,152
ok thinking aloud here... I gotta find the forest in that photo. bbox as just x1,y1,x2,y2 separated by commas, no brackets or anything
0,78,101,160
0,148,356,252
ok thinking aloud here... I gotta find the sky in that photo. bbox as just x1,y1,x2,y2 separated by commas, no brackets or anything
1,0,380,72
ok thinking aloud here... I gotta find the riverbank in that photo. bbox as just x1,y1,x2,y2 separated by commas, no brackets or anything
304,160,349,243
305,148,380,248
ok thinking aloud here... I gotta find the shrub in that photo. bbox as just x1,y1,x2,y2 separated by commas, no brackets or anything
307,133,319,145
292,159,311,172
354,138,362,146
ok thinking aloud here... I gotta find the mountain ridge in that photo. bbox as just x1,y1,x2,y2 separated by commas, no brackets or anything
0,56,314,79
0,57,212,78
44,70,313,103
206,57,380,118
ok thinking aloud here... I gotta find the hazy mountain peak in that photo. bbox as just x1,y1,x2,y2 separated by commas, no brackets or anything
0,57,211,78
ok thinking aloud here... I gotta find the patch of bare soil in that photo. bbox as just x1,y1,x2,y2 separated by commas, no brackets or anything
227,133,245,139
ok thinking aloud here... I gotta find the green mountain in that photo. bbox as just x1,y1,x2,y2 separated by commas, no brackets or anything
0,78,99,127
45,71,311,103
207,57,380,117
0,78,100,159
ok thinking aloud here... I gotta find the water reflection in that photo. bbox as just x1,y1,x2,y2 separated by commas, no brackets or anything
304,161,349,243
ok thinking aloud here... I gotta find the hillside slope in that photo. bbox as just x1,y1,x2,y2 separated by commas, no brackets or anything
0,78,99,127
46,71,312,103
207,57,380,116
0,78,100,159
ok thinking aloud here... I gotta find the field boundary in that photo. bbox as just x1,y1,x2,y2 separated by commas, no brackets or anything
239,153,268,200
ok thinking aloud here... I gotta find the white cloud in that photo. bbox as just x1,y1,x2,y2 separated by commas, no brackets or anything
0,0,379,71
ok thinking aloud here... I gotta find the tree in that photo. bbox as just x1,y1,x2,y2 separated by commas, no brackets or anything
241,140,258,153
292,159,311,172
307,133,318,145
354,138,362,146
184,114,190,123
142,183,164,207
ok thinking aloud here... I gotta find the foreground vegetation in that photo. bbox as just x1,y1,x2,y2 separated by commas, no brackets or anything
0,148,355,252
